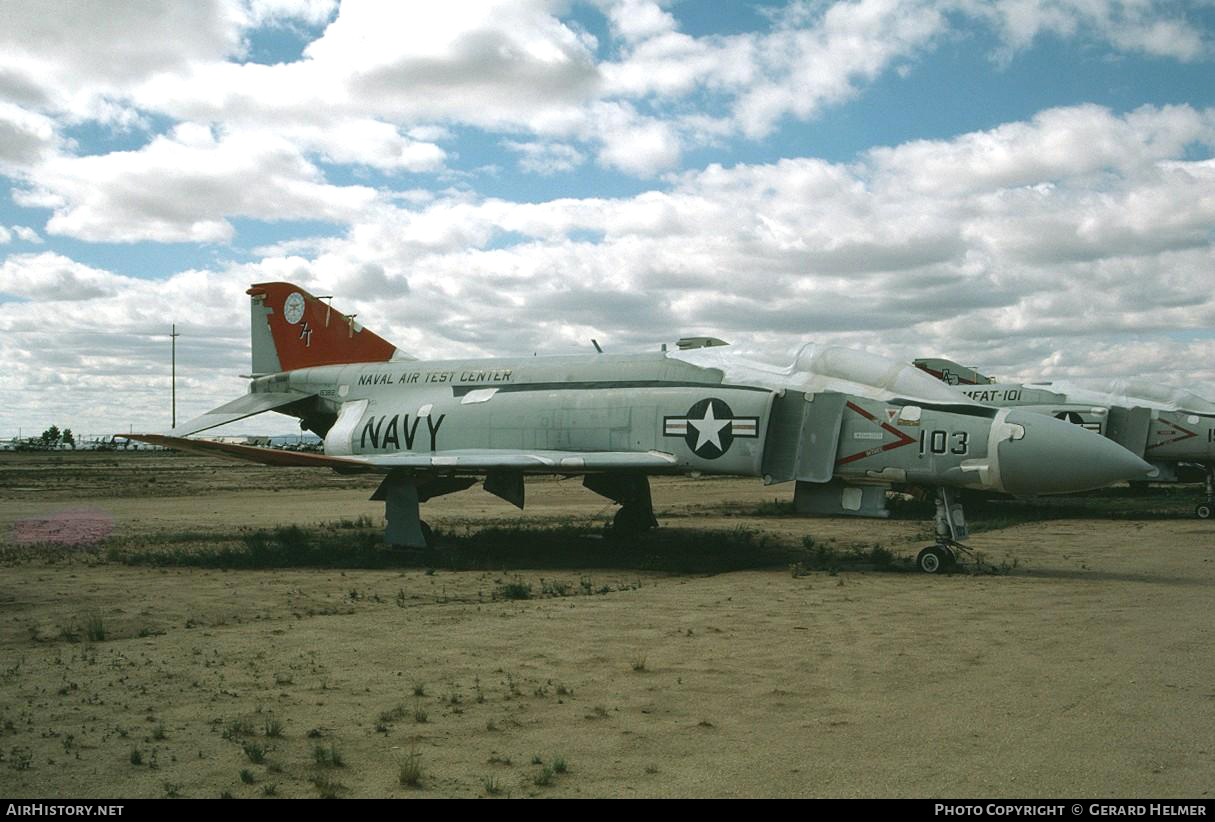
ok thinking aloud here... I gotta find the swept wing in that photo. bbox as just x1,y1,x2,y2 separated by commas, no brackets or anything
128,433,677,474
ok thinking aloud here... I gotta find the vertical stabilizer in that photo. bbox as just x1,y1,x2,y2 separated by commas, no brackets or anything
246,282,403,373
913,357,994,386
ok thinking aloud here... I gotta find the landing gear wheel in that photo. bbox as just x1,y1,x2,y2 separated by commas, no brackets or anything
916,546,950,574
1196,504,1212,520
420,520,434,547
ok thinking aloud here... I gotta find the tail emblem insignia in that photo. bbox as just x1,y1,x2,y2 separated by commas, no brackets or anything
283,292,306,324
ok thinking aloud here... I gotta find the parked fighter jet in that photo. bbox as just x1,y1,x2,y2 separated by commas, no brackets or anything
129,285,1150,573
914,357,1215,519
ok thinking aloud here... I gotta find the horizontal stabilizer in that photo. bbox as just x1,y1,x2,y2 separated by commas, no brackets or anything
169,391,316,437
126,434,678,475
126,434,367,468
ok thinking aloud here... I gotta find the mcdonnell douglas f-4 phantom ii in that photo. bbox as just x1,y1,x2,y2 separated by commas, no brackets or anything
129,284,1150,573
915,357,1215,519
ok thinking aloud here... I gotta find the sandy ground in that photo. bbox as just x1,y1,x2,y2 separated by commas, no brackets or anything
0,451,1212,798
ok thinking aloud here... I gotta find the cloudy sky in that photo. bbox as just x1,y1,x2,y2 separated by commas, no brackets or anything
2,0,1214,438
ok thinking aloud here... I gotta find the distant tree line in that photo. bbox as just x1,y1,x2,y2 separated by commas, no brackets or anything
4,425,80,450
41,425,75,448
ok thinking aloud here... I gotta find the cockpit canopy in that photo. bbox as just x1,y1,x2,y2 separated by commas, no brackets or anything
790,344,973,405
671,342,981,406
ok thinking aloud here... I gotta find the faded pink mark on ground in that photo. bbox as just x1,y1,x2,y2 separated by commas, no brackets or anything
11,509,114,546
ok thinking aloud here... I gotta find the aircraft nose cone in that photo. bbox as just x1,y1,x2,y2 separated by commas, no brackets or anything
997,409,1153,496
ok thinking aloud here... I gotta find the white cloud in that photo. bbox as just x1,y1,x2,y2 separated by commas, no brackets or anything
14,125,379,243
866,104,1215,195
0,102,60,170
600,0,1212,144
0,261,257,437
0,1,248,118
284,119,447,172
1,0,1206,260
593,104,682,175
968,0,1211,62
291,1,600,128
0,252,144,300
11,226,43,244
0,0,1207,190
601,29,756,99
109,2,615,176
246,0,337,27
601,0,679,43
736,0,949,138
504,140,586,174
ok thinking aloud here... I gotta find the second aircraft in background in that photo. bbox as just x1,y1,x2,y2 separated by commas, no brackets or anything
915,357,1215,519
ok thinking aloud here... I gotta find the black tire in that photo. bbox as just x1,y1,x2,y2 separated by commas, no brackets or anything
916,546,948,574
420,520,434,546
1196,504,1213,520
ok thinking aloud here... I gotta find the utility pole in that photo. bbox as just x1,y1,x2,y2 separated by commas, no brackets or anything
170,324,180,429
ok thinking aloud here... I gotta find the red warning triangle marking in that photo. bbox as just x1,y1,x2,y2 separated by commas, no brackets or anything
1146,421,1197,450
836,402,917,466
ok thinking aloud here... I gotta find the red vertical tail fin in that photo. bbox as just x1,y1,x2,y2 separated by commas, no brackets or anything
247,282,402,373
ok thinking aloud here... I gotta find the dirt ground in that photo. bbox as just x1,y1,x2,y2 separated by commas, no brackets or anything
0,451,1212,799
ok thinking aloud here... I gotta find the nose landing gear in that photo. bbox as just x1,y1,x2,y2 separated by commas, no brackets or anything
915,487,973,574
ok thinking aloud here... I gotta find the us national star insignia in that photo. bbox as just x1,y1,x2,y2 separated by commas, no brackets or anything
664,398,759,459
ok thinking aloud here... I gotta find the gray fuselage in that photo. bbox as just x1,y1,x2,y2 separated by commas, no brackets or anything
248,350,1149,498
